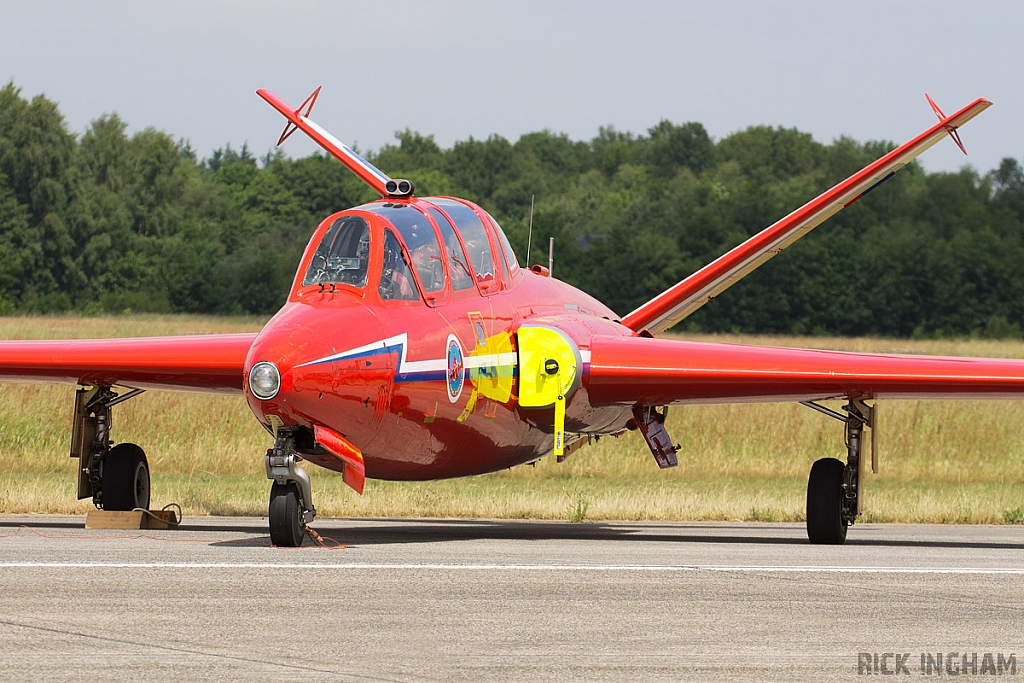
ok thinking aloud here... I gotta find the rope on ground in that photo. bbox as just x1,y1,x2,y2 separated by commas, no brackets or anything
132,503,182,527
304,524,346,549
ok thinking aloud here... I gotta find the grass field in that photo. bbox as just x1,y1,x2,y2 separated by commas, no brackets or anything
1,314,1023,525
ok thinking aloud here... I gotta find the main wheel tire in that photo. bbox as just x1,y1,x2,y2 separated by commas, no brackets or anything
101,443,151,511
806,457,848,545
269,482,305,547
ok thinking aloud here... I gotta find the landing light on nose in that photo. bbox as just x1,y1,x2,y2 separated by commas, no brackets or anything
249,361,281,400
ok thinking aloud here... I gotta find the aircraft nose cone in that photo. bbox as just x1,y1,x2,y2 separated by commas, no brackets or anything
244,299,388,443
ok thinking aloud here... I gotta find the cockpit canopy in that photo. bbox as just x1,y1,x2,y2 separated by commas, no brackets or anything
302,215,371,288
295,197,520,303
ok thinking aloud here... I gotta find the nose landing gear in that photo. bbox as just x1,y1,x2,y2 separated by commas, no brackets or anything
269,482,306,547
265,431,316,547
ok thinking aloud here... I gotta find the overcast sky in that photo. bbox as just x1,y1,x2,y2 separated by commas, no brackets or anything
3,1,1022,175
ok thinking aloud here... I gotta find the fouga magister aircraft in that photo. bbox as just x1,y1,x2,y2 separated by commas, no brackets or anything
0,88,1013,547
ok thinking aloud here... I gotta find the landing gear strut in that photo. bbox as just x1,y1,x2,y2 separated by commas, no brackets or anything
70,386,150,511
265,430,315,547
801,399,872,545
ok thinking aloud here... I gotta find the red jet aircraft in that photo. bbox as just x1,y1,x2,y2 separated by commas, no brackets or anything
0,88,1013,546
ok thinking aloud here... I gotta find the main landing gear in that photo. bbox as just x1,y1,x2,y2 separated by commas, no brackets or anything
801,399,873,545
70,386,151,511
265,430,316,547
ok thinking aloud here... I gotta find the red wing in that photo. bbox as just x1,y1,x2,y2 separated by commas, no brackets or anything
621,97,993,335
586,335,1024,406
0,334,257,394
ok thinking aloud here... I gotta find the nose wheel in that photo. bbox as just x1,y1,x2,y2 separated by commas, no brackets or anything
265,431,315,547
269,482,306,547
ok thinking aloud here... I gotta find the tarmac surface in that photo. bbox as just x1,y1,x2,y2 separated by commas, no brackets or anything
0,515,1022,682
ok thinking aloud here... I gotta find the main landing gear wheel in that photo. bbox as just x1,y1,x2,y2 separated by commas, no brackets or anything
806,457,847,545
101,443,150,511
269,482,306,547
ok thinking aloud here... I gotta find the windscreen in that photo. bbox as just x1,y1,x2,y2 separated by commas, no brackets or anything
302,216,370,288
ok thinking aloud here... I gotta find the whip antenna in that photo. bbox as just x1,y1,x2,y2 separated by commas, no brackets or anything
526,194,535,266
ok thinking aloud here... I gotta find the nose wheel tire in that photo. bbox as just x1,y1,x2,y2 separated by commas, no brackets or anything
101,443,151,511
269,482,306,547
806,457,848,545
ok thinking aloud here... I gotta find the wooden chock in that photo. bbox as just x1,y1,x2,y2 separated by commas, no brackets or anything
85,509,179,530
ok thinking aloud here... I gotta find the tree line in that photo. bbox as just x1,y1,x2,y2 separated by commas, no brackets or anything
2,81,1024,338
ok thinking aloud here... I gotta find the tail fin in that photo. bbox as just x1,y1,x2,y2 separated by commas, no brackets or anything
620,96,992,335
257,87,393,197
925,93,969,155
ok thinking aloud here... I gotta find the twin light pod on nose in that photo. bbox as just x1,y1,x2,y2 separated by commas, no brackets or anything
385,179,414,197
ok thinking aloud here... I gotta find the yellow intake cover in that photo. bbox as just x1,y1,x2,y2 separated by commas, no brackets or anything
517,325,581,456
517,325,581,409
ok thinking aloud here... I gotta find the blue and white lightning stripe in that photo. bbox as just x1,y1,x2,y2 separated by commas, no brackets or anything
302,117,391,186
297,333,520,386
297,333,446,382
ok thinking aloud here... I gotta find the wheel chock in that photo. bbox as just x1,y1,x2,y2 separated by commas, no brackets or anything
84,509,180,530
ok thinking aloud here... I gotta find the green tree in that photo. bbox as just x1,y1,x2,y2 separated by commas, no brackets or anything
644,120,715,177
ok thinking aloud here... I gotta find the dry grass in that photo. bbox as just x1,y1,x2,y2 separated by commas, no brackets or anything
0,313,265,340
1,315,1023,524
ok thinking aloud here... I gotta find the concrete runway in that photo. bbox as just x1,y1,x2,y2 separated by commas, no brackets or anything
0,516,1022,682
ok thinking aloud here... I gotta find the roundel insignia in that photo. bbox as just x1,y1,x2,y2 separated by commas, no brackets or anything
446,334,465,403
